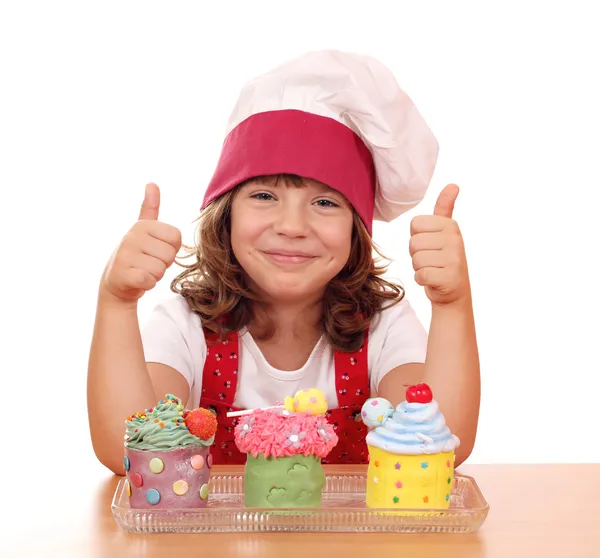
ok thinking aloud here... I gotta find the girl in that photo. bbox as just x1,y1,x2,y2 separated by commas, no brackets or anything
87,50,480,475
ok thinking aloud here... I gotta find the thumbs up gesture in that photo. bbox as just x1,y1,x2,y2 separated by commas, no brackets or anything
100,183,183,306
409,184,470,306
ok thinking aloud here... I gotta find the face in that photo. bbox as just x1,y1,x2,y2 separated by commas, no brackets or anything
230,177,354,304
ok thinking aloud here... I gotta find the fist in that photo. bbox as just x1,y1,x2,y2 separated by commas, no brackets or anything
409,184,470,306
100,183,182,305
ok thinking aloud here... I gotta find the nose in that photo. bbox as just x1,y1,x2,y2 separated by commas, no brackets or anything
272,198,309,238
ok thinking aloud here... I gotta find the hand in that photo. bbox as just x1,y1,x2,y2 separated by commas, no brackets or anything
409,184,470,306
100,183,182,306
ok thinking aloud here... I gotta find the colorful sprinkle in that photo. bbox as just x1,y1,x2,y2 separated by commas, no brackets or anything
173,480,189,496
395,462,401,470
123,456,130,471
393,496,399,504
396,481,403,489
190,454,205,470
131,472,143,488
371,400,379,406
423,496,429,503
446,460,451,467
146,488,161,505
421,462,429,469
125,480,131,497
446,493,450,501
199,484,209,500
447,477,452,484
374,460,379,467
373,477,379,484
149,458,164,474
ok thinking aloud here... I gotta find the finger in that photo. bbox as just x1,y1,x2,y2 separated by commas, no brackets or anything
410,215,448,236
139,183,161,221
433,183,459,218
138,221,182,251
414,267,448,288
409,232,445,257
128,253,168,281
123,267,157,291
138,233,180,266
412,250,446,272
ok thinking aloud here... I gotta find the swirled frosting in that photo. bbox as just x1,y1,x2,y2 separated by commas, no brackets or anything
365,399,460,455
125,394,213,451
234,409,338,459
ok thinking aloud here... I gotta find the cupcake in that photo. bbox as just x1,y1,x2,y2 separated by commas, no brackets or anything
361,383,460,510
123,394,217,509
234,389,338,508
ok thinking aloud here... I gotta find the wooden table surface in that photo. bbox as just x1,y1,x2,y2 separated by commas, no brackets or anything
3,463,599,557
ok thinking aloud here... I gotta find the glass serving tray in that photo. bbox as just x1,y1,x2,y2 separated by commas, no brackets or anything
112,470,489,534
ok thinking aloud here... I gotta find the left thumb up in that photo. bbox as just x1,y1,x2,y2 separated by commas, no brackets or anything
433,183,460,218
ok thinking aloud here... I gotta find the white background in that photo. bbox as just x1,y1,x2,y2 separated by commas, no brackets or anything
1,0,599,480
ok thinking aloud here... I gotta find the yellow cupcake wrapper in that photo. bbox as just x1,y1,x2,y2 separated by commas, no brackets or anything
366,446,455,511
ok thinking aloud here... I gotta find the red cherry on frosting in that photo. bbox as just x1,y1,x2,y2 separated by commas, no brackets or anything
406,383,433,404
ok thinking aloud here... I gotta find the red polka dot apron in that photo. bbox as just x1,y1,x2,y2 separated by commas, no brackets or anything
199,330,370,465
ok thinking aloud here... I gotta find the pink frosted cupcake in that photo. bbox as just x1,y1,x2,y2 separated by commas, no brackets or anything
234,404,338,508
123,394,217,509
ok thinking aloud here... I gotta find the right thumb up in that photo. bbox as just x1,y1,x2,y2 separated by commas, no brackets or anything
139,183,161,220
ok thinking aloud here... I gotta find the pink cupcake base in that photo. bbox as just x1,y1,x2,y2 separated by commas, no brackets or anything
124,446,213,509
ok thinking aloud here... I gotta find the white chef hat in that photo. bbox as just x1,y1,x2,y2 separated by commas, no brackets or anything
202,49,439,234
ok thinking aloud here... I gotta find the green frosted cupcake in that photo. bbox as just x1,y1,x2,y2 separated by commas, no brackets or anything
234,403,338,508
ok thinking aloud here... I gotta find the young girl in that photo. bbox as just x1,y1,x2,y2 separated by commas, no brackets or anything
87,50,480,475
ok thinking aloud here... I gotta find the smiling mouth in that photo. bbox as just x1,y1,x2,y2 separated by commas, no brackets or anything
262,251,316,265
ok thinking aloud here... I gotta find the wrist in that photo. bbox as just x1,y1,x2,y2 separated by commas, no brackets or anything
97,286,139,313
431,291,472,313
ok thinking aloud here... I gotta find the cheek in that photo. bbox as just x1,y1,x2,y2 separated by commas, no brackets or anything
230,208,260,256
321,220,353,260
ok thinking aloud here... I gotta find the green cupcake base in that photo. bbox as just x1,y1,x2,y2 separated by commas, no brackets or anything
244,453,325,508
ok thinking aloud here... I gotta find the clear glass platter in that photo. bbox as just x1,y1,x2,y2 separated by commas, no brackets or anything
112,470,489,534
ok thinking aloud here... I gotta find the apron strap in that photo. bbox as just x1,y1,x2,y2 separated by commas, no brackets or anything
333,328,370,406
200,329,240,407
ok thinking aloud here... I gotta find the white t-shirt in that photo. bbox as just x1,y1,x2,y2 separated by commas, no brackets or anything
141,294,428,410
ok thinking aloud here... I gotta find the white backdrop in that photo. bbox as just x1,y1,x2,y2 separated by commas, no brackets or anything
1,1,598,473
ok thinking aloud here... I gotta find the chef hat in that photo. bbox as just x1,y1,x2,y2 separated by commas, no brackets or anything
201,49,439,234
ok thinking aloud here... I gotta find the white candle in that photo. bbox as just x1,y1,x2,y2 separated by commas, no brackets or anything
226,405,283,418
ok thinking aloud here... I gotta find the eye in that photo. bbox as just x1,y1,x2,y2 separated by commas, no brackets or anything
250,192,275,201
314,199,339,208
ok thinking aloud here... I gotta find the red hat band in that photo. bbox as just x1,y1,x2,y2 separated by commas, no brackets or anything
201,109,377,234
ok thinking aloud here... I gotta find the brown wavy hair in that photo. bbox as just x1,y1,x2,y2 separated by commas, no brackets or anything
170,174,405,352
